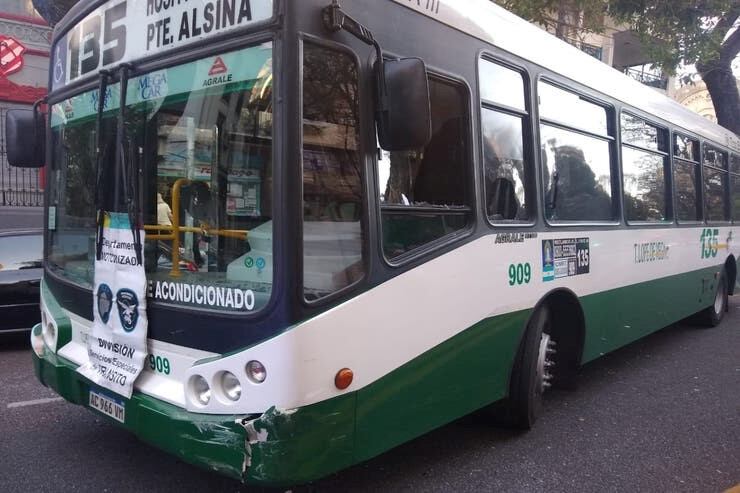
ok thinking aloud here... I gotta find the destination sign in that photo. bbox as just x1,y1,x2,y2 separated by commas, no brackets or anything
51,0,273,91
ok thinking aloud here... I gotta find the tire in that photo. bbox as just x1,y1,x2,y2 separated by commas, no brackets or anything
700,270,727,327
502,305,555,430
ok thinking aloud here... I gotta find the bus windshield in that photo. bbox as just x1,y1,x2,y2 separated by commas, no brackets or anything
48,42,275,314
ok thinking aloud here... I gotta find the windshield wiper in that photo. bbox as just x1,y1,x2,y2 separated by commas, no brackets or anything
116,63,143,267
95,70,112,261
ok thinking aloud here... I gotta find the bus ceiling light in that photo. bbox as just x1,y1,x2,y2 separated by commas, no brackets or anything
220,371,242,402
189,375,211,406
335,368,353,390
246,360,267,384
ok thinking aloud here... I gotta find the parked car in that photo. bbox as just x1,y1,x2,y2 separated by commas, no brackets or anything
0,229,42,334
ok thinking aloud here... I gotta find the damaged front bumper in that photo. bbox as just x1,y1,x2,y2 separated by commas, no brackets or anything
32,345,356,486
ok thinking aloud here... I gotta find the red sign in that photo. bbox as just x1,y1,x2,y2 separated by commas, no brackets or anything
0,36,26,77
208,56,228,76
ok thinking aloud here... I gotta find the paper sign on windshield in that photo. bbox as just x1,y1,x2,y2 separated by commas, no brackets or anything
77,213,147,398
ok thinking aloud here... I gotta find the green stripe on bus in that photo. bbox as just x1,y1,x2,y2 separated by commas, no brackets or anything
33,264,721,485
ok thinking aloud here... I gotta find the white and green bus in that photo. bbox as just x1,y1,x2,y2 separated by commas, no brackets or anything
8,0,740,485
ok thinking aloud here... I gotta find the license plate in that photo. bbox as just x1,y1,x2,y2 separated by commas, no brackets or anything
88,390,125,424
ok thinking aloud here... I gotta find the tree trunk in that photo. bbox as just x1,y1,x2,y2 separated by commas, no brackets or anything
697,58,740,136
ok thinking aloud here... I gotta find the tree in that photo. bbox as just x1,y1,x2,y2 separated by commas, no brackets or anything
494,0,740,135
608,0,739,135
495,0,608,41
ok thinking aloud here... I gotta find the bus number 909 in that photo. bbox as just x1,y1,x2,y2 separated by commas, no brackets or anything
148,355,171,375
509,263,532,286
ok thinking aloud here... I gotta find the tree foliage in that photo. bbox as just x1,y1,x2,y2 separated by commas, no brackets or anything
607,1,739,73
494,0,740,135
495,0,609,40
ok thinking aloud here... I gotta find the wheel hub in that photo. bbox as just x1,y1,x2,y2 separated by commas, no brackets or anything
536,333,556,393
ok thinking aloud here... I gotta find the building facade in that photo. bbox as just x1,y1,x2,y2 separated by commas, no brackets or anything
0,0,49,206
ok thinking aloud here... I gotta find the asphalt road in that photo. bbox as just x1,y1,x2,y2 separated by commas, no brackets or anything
1,300,738,492
0,206,43,231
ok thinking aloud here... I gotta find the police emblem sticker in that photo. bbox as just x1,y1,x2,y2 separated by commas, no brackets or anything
97,283,113,323
116,288,139,333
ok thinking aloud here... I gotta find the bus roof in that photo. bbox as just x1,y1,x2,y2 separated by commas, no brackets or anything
392,0,740,153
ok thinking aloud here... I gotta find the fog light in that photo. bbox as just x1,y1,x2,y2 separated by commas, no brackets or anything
43,323,56,351
30,324,44,357
190,375,211,406
220,371,242,401
246,360,266,384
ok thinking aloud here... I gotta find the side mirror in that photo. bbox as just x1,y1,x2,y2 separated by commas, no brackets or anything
6,108,45,168
376,58,432,151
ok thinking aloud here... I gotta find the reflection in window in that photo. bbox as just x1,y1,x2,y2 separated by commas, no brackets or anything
538,82,608,135
482,109,529,221
674,135,699,162
703,146,727,169
620,114,668,223
377,77,470,259
703,145,729,222
479,59,525,110
621,113,666,152
704,167,728,222
49,102,119,288
731,154,740,174
541,125,613,221
674,161,699,221
302,43,364,299
622,147,667,221
133,45,276,312
732,154,740,222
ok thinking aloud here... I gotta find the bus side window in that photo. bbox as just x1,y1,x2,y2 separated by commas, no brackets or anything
732,154,740,223
302,42,365,300
479,58,532,223
703,145,729,222
620,113,670,223
538,81,615,222
377,76,471,260
673,135,701,222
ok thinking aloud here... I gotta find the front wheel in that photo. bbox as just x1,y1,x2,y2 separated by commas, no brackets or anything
700,270,727,327
503,306,555,429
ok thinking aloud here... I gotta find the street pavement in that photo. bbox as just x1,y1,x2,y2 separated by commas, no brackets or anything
1,298,739,492
0,206,43,230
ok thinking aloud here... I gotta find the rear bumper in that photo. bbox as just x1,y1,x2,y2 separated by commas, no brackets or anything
32,333,356,486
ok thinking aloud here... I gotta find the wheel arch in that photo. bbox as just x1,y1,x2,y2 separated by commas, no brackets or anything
724,255,736,296
513,288,586,391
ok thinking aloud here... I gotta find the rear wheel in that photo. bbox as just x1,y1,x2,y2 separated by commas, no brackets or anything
503,306,555,429
701,271,727,327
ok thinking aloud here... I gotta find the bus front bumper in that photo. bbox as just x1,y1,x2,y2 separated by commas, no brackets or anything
31,333,356,486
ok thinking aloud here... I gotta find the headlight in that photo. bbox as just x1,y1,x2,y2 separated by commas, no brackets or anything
246,360,267,384
189,375,211,406
220,371,242,402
